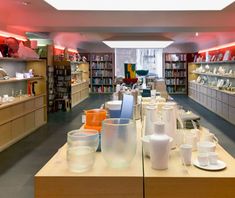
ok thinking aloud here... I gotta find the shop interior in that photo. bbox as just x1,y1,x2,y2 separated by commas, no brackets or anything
0,1,235,198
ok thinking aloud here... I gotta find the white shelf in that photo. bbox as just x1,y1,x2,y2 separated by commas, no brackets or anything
191,60,235,64
191,71,235,79
0,76,43,84
0,57,43,62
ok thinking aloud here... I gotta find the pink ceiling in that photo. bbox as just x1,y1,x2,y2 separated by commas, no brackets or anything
1,0,235,51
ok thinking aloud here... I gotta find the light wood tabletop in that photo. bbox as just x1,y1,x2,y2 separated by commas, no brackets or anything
35,120,143,198
144,139,235,198
35,119,235,198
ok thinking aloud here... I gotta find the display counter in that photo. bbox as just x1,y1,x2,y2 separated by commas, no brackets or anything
144,144,235,198
71,81,89,107
0,94,47,151
35,122,143,198
35,120,235,198
188,81,235,125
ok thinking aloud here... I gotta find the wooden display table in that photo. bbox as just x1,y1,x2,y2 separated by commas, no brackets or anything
35,121,143,198
35,120,235,198
144,144,235,198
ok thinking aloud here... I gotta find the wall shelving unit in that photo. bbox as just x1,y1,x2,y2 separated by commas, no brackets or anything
53,61,89,110
188,61,235,125
0,58,47,151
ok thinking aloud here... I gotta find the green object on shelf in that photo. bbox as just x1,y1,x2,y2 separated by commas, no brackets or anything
136,70,149,76
141,89,151,97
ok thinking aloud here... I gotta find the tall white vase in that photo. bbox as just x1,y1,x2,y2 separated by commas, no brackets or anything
149,122,170,170
162,106,176,148
145,105,158,136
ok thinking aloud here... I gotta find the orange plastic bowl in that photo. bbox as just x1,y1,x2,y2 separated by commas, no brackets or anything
84,109,107,132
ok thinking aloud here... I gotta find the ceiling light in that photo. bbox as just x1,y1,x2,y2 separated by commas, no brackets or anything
199,42,235,53
44,0,234,11
103,41,173,48
54,45,65,50
195,32,199,37
0,30,27,41
68,48,78,53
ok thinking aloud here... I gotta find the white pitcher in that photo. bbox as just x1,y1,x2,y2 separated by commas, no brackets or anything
150,122,170,170
162,106,176,148
165,102,184,129
144,105,159,136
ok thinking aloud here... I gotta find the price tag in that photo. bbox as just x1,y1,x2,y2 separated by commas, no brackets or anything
82,114,86,123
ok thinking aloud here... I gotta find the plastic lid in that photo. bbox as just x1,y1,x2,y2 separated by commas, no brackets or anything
154,122,165,134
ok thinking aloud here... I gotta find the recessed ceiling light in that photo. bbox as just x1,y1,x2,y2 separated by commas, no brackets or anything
195,32,199,37
44,0,234,11
103,41,173,49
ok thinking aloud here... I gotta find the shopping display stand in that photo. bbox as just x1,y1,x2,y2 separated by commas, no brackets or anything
35,121,235,198
35,122,143,198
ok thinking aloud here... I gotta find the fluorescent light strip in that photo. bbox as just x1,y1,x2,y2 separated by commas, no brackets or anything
44,0,234,11
103,41,173,48
54,45,78,53
199,42,235,53
68,48,78,53
0,30,27,41
54,45,65,50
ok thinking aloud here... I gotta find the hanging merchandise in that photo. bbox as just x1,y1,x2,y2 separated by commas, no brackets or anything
150,122,171,170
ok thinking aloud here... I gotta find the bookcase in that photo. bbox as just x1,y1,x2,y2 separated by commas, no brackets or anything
164,53,189,94
53,61,89,110
89,53,115,93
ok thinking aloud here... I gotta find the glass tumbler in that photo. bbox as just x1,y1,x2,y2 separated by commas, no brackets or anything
67,129,99,173
101,118,136,168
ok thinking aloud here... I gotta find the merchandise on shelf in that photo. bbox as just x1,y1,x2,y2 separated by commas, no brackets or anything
89,53,114,93
164,53,189,94
0,58,47,152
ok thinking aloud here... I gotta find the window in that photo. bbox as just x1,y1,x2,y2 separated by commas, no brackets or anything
115,48,163,77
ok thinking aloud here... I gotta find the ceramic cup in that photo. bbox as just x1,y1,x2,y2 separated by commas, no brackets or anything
208,152,218,165
180,144,192,166
197,153,209,166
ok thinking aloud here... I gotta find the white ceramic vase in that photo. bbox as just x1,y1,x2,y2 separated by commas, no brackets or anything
149,122,170,170
162,106,176,148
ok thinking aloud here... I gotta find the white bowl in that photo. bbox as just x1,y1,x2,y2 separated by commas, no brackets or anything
197,141,216,153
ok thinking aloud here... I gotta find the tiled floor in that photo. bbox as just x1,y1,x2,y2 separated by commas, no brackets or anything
0,94,234,198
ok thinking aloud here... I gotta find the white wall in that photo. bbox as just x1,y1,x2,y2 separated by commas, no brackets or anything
164,43,198,53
